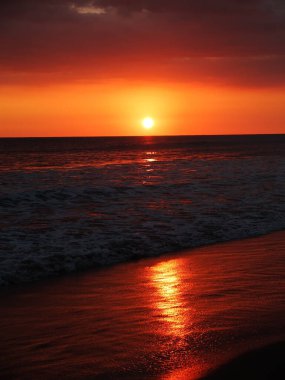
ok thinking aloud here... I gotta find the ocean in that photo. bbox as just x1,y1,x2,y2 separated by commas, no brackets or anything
1,135,285,286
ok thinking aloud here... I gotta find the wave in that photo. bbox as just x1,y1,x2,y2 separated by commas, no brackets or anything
1,179,285,286
1,136,285,286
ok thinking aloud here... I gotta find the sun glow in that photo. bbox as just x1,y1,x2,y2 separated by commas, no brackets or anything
142,117,155,130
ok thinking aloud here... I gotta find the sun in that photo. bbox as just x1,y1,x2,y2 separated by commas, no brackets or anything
142,117,155,130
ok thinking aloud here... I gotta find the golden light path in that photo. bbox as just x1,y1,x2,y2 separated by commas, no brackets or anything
149,260,192,339
148,260,204,380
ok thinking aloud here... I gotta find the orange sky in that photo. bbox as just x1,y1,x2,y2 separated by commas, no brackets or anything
1,82,285,137
1,1,285,137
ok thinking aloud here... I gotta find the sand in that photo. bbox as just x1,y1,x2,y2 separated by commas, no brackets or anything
200,341,285,379
0,231,285,379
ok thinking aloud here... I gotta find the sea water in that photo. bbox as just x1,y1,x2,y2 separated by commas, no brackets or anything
0,135,285,285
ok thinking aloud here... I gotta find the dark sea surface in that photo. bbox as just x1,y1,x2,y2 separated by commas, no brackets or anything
0,135,285,285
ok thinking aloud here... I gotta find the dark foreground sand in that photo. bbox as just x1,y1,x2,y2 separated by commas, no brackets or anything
201,341,285,380
0,231,285,379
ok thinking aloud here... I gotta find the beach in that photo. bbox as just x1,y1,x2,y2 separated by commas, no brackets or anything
0,231,284,379
2,0,285,378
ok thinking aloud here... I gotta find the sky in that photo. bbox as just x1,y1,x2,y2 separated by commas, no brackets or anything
0,0,285,137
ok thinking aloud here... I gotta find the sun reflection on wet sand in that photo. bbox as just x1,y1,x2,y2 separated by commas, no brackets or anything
1,233,285,379
149,260,192,340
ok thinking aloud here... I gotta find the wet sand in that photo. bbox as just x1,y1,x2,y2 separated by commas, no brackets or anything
0,231,285,379
201,341,285,380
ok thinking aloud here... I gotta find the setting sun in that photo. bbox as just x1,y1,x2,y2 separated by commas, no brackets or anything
142,117,155,130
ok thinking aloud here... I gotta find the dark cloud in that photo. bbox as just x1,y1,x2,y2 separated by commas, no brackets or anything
0,0,285,86
96,0,259,13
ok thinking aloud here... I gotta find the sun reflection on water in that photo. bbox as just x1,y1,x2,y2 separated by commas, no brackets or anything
144,151,158,164
142,151,160,184
145,158,157,163
149,260,192,339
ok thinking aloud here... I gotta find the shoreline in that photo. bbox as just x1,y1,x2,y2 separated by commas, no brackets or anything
0,230,285,379
1,228,285,290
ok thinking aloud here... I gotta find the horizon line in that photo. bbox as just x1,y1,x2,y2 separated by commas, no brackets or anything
1,133,285,139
